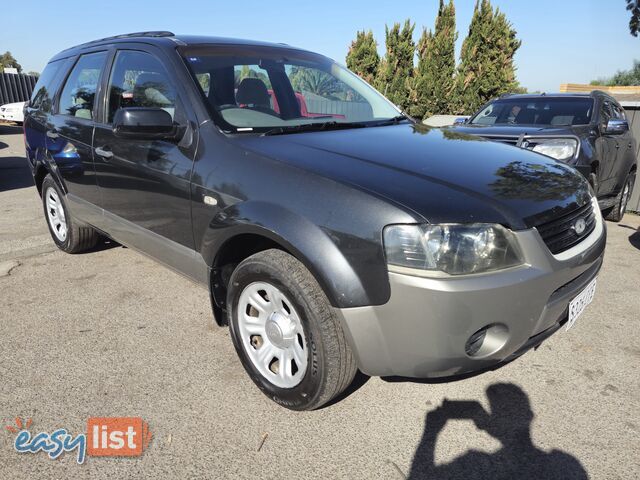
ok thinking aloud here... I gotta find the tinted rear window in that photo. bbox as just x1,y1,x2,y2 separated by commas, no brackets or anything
29,59,66,112
471,97,594,126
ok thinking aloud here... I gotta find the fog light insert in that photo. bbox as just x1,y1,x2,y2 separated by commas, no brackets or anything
465,324,509,358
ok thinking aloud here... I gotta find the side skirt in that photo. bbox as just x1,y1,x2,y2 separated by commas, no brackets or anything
66,194,210,287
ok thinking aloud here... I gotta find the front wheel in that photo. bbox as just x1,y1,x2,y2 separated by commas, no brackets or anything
227,249,357,410
605,173,635,222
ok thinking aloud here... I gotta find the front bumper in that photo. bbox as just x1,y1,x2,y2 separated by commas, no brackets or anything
0,110,23,122
336,201,606,378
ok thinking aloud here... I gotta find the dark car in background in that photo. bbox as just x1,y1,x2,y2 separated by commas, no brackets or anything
24,32,605,410
450,92,637,221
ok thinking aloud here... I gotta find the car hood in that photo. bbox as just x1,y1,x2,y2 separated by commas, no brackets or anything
236,124,592,230
0,102,25,110
447,123,584,137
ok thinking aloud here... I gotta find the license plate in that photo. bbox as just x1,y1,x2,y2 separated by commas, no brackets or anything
566,278,597,330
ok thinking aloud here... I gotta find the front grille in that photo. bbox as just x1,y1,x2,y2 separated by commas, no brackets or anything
535,202,595,254
478,135,520,146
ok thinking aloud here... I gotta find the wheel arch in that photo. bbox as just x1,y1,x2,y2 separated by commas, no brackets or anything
201,201,373,325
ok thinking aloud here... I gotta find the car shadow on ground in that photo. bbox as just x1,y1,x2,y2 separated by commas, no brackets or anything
86,236,122,253
407,383,588,480
616,222,640,251
0,123,22,134
0,156,35,192
628,230,640,251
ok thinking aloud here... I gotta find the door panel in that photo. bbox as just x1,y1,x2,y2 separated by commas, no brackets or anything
597,101,619,195
611,103,633,191
47,52,108,209
93,49,197,251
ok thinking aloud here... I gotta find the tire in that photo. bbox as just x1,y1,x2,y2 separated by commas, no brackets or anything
227,249,357,410
41,174,99,253
605,173,635,223
588,172,598,195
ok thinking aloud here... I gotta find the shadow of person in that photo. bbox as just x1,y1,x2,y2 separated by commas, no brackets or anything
409,383,588,480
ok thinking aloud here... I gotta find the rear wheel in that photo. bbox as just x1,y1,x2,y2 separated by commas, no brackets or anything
605,173,635,222
227,249,357,410
42,175,99,253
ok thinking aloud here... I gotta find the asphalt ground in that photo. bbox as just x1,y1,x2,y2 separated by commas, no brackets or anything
1,123,639,479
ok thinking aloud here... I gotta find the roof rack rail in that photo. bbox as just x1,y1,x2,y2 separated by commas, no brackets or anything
63,31,175,51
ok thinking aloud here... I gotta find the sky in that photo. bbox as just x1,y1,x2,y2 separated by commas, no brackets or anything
1,0,637,92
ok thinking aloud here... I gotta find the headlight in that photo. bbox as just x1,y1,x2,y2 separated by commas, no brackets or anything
383,224,523,276
529,138,577,161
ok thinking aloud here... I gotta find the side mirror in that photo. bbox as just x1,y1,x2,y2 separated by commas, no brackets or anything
604,118,629,135
113,107,176,140
454,117,468,125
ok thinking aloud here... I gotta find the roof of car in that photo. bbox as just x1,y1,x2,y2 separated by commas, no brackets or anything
496,91,615,101
50,31,313,62
497,93,593,99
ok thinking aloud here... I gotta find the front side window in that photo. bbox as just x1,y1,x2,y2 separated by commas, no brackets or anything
106,50,177,123
600,102,612,127
611,103,626,120
181,45,400,133
470,97,594,126
58,52,107,119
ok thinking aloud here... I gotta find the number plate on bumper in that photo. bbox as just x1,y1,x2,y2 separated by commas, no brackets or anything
566,278,597,330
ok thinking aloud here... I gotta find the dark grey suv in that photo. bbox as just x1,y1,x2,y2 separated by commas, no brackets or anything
25,32,605,410
450,92,637,222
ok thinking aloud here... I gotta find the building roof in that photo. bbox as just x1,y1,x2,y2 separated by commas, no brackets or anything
560,83,640,108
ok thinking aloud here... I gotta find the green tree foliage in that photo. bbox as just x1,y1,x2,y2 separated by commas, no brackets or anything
591,60,640,86
0,51,22,73
453,0,521,114
289,67,340,98
375,20,415,111
235,65,272,89
409,0,457,119
628,0,640,37
346,30,380,85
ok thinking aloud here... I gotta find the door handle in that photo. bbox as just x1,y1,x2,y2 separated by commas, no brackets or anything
46,130,59,139
95,147,113,159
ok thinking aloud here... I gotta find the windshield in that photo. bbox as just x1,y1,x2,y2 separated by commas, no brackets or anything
180,45,402,133
470,97,594,126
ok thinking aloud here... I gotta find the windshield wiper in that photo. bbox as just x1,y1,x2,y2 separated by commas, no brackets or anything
261,121,368,136
371,114,414,127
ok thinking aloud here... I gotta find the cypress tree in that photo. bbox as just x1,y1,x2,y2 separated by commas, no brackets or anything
375,20,415,111
408,28,433,118
410,0,457,119
454,0,521,114
346,30,380,85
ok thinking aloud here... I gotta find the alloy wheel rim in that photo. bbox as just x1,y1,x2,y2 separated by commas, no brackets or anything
237,281,308,389
45,187,67,242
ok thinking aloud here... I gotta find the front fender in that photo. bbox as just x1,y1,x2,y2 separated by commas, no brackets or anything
199,200,376,308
